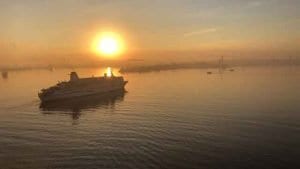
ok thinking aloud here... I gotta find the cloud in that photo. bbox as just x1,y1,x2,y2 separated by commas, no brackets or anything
248,1,262,7
183,28,217,37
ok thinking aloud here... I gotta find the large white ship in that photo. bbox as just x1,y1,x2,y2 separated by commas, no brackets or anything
38,70,128,102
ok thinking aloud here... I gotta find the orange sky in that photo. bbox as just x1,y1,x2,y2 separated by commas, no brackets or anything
0,0,299,66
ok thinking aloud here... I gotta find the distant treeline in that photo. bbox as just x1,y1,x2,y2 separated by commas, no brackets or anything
119,62,227,73
119,58,300,73
1,57,299,73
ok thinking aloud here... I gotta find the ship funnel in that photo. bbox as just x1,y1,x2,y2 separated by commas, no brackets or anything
70,72,79,81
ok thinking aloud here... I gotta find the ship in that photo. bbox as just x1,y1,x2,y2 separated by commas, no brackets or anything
38,70,128,102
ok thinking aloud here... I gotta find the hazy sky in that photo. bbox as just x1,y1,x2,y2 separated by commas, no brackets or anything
0,0,300,65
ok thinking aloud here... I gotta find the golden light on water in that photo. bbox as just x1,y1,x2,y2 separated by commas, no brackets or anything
91,32,124,59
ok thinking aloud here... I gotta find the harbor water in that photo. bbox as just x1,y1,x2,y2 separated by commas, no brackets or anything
0,66,299,169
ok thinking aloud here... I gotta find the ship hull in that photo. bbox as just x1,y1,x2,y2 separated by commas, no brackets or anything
39,82,127,103
40,89,126,111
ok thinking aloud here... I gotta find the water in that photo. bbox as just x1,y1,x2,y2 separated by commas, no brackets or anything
0,67,299,169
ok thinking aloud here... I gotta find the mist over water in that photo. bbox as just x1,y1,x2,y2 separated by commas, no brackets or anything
0,67,299,169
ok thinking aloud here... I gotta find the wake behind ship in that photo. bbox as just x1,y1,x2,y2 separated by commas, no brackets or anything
38,71,128,102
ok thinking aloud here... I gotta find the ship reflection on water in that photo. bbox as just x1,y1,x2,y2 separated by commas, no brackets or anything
40,90,126,119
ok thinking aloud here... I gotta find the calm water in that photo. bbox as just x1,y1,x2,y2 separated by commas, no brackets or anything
0,67,299,169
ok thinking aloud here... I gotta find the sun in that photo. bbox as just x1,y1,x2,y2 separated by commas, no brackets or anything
98,37,118,55
92,32,124,58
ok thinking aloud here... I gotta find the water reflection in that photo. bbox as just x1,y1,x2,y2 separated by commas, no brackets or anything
40,90,126,119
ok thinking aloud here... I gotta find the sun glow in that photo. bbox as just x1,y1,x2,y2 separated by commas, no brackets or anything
92,32,124,58
105,67,113,77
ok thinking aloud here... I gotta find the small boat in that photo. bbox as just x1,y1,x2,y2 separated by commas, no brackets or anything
207,71,212,74
1,71,8,79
